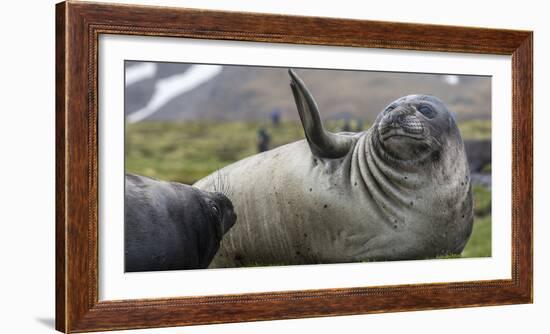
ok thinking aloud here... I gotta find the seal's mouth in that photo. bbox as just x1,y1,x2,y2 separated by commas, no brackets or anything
378,115,425,141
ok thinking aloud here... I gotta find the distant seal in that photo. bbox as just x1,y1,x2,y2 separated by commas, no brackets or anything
195,69,473,267
464,139,491,172
125,174,237,272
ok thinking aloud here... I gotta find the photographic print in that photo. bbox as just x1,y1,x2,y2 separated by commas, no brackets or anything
124,62,492,272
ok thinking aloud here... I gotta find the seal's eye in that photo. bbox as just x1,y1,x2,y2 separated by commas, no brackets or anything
211,205,221,218
418,105,436,119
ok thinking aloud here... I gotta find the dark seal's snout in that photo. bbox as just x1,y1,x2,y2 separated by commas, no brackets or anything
220,195,237,234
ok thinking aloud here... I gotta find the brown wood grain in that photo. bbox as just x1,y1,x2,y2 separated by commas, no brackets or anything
55,2,67,332
55,1,533,332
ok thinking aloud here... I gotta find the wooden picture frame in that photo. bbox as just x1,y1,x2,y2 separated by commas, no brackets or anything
56,1,532,332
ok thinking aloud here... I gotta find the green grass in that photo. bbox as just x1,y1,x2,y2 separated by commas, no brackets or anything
462,216,492,258
458,119,491,140
473,185,491,217
126,119,492,260
125,120,351,184
456,185,492,258
126,119,490,184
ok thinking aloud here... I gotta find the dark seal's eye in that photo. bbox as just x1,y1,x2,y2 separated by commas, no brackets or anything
418,105,436,119
211,205,220,217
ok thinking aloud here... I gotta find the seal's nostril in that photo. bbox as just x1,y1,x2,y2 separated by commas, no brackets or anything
389,114,405,128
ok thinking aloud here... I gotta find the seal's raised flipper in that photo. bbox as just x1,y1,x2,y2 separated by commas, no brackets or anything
289,69,354,159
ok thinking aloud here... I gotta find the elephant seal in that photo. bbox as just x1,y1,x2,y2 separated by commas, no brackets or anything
464,139,491,172
125,173,236,272
195,69,473,267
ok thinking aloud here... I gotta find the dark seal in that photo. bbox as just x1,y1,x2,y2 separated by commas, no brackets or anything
124,173,237,272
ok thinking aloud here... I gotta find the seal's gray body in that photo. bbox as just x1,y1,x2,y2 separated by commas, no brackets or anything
125,174,236,272
195,70,473,267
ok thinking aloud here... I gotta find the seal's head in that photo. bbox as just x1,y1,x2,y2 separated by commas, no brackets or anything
374,95,456,163
193,188,237,266
199,190,237,239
